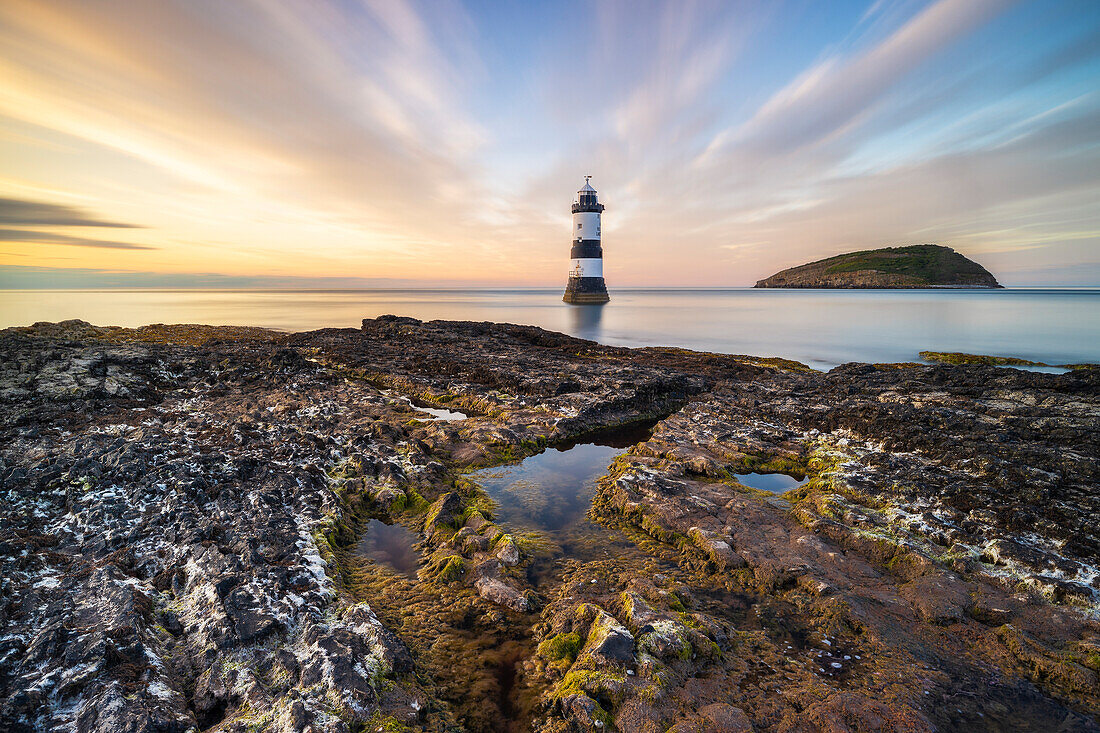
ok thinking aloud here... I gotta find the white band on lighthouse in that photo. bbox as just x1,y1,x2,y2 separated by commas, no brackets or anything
572,212,601,239
569,258,603,278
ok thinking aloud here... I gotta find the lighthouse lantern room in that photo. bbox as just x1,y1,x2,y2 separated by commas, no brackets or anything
563,176,610,304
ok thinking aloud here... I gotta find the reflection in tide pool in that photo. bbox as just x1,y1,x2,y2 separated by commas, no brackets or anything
734,472,808,493
357,519,420,578
474,443,620,533
413,404,468,421
381,389,468,421
411,402,466,420
469,424,656,582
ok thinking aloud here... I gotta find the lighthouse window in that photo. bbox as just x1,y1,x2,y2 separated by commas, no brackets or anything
577,223,582,229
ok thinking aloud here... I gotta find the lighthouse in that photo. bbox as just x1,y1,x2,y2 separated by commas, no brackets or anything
563,176,610,304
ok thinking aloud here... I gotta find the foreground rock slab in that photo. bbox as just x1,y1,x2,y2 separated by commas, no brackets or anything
0,317,1097,733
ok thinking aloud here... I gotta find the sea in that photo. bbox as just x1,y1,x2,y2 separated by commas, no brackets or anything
1,288,1098,371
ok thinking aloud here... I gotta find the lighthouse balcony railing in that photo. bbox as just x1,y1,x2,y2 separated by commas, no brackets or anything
572,202,605,214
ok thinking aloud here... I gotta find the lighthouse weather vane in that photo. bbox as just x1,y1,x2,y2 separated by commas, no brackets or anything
562,176,610,304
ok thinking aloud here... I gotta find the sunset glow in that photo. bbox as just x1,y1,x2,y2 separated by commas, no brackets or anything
1,0,1098,287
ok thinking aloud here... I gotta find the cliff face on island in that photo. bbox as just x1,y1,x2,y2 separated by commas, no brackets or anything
2,318,1098,732
755,244,1002,288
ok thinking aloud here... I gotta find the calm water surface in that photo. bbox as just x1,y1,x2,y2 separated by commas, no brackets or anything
473,443,620,534
469,423,657,581
381,390,469,421
2,288,1098,368
734,473,808,494
357,519,420,578
412,404,468,421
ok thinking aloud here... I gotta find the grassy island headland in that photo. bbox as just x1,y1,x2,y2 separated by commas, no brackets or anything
755,244,1002,288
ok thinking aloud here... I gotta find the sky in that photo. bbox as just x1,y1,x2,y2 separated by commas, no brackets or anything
0,0,1098,288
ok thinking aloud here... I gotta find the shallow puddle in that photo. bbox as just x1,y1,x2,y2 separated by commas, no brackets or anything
382,389,468,420
473,442,620,532
356,519,421,577
734,472,807,493
414,404,468,421
469,421,657,584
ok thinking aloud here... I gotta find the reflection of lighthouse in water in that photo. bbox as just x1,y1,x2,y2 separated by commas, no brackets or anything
563,176,610,304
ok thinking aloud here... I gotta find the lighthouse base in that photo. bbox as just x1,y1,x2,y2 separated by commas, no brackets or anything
563,276,609,304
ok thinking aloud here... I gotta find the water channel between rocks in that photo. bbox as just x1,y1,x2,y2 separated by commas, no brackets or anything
350,419,661,731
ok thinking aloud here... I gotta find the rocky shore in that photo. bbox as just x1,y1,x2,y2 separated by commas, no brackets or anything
1,317,1097,732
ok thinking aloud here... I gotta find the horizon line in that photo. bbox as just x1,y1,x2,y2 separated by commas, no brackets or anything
4,285,1100,292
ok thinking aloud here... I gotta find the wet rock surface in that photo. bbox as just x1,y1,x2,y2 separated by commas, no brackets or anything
1,317,1097,732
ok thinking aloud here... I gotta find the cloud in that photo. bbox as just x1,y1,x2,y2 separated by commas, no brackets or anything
755,102,1100,231
0,265,467,289
0,229,155,250
0,0,1096,286
0,196,139,227
701,0,1015,166
0,0,490,242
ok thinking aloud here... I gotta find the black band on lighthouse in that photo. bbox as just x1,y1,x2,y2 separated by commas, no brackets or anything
571,241,603,259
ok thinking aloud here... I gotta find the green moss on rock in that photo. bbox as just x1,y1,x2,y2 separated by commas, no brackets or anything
538,631,585,669
554,668,627,704
435,555,468,583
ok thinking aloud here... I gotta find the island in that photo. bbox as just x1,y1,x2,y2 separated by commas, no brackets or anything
755,244,1002,288
1,318,1096,732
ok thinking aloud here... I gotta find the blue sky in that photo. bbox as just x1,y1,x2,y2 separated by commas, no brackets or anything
0,0,1098,286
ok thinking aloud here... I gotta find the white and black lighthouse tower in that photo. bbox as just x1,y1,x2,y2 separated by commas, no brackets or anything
563,176,610,304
